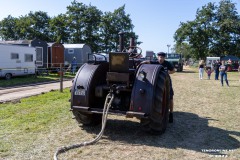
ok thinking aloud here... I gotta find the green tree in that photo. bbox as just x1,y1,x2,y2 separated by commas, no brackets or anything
27,11,51,41
81,4,102,52
174,2,216,59
0,11,51,41
99,5,137,52
0,1,139,53
65,1,87,43
174,0,240,59
49,14,70,43
213,0,240,56
15,15,33,40
0,15,18,40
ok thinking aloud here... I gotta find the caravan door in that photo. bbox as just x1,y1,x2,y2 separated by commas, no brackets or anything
36,47,43,67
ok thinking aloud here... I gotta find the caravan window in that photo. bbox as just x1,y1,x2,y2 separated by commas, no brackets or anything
68,49,74,54
11,53,19,59
25,54,33,62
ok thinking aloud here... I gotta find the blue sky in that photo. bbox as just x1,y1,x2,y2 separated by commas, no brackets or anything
0,0,239,55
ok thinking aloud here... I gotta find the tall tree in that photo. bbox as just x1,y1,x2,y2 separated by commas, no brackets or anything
213,0,240,56
65,0,87,43
49,14,70,43
15,15,33,40
174,0,240,59
174,2,216,59
1,11,51,41
99,5,136,52
81,4,102,52
27,11,51,41
0,0,139,53
0,15,18,40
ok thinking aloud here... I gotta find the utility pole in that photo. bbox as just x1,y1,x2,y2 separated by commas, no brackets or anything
167,44,171,56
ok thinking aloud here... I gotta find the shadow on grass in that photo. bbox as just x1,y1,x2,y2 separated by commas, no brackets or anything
225,85,240,87
81,111,240,156
181,70,197,73
228,79,240,82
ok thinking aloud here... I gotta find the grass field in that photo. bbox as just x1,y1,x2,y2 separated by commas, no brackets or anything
0,66,239,160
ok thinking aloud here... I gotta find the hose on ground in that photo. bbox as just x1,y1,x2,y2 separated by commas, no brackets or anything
53,93,114,160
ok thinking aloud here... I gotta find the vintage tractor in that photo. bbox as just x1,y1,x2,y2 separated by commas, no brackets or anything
70,33,170,134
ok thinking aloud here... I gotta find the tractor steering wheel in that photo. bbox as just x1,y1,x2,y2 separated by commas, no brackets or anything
122,46,142,58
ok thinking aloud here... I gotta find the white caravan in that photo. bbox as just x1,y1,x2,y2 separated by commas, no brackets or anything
206,57,220,69
0,44,36,79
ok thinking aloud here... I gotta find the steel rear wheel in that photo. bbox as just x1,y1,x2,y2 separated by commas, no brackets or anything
141,71,170,134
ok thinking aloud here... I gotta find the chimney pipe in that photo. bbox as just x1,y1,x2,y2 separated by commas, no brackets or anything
119,32,124,52
130,37,135,47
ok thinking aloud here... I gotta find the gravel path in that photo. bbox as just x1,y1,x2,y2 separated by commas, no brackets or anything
0,80,72,103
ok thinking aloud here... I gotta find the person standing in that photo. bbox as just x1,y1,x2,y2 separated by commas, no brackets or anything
219,61,229,87
71,57,77,74
213,60,221,80
198,60,205,80
205,68,214,80
140,52,175,123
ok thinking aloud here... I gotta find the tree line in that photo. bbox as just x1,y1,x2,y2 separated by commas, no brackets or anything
0,0,139,53
174,0,240,60
1,0,239,59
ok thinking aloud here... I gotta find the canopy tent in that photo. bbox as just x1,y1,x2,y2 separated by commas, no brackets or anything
220,55,239,61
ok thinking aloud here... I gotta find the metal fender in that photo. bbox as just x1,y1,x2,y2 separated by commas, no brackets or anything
71,63,109,108
130,64,164,114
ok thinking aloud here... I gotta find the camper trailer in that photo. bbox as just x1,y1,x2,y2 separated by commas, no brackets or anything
63,44,92,67
0,39,47,69
206,57,220,69
0,44,36,79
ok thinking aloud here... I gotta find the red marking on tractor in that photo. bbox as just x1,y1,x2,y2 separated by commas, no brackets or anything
138,106,142,111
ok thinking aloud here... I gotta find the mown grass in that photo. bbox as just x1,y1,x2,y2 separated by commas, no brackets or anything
0,72,75,87
0,89,71,157
0,67,239,160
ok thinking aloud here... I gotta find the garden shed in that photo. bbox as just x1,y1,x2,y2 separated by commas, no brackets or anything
63,44,92,67
47,42,64,68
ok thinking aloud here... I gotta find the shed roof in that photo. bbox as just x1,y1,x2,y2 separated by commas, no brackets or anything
63,44,86,49
0,40,31,45
47,43,54,47
48,42,64,47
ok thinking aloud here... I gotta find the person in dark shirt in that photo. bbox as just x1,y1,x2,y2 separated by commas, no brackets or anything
140,52,175,123
198,60,205,80
213,60,221,80
219,60,229,87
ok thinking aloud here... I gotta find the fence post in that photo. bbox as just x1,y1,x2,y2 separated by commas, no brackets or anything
60,63,63,92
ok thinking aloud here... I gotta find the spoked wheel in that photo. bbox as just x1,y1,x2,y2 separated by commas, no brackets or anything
72,110,102,126
141,71,170,134
122,46,142,58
